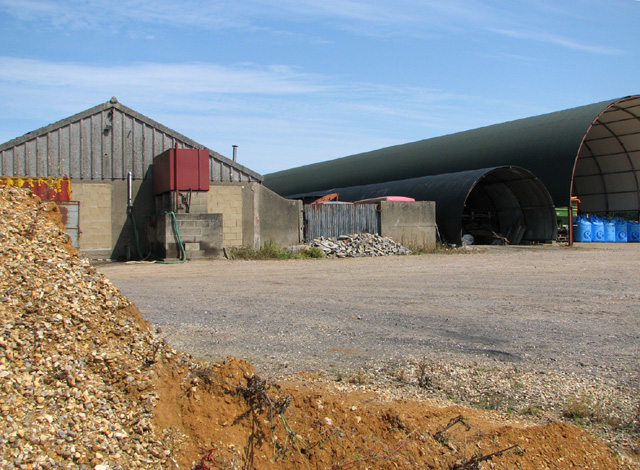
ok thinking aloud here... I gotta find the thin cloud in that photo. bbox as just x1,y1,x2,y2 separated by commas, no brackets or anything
0,56,486,113
0,0,625,55
250,0,507,38
257,0,415,25
0,0,565,37
0,55,542,126
493,28,624,56
0,0,246,30
0,57,328,95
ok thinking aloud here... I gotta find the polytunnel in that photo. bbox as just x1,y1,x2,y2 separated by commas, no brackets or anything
265,96,640,217
289,166,557,245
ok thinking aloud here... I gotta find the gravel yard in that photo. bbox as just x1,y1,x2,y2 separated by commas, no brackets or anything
99,244,640,456
98,244,640,386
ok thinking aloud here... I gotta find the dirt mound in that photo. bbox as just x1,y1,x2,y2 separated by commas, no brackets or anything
157,360,630,469
0,186,636,469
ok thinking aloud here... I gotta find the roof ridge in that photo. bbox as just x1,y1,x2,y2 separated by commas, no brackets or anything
0,98,262,180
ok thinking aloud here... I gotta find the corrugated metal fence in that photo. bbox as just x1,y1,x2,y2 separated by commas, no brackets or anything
304,204,380,240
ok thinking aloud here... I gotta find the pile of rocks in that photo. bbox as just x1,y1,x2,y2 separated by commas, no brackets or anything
0,187,182,469
309,233,411,257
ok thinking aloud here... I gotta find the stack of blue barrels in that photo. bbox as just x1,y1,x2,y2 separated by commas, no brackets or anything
573,215,640,242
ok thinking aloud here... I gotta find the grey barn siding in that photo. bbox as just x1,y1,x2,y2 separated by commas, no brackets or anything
0,99,262,183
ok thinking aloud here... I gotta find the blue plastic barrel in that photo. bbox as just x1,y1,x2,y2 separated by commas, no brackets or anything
573,216,592,242
589,216,605,242
614,218,628,243
603,219,616,242
628,221,640,242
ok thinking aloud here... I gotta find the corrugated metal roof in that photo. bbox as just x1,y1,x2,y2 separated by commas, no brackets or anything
265,96,640,214
0,98,262,182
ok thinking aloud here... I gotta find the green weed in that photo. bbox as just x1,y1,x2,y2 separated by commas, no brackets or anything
230,241,325,260
563,392,603,425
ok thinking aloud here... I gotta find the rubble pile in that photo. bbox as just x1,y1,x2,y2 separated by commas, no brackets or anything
0,187,179,469
309,233,411,257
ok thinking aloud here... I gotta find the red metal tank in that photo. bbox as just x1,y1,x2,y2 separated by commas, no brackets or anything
153,148,210,195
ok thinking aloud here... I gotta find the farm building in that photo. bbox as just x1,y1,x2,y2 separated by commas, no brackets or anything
293,167,557,246
264,96,640,244
0,98,302,260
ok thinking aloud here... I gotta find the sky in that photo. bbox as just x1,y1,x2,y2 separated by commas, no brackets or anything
0,0,638,175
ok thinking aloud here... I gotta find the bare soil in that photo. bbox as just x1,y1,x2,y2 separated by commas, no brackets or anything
154,356,630,469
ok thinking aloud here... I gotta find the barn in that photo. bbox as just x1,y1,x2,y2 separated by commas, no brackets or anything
264,96,640,244
0,97,302,260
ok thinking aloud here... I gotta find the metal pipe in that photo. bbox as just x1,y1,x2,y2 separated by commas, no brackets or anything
568,201,574,246
232,145,238,162
127,171,132,209
174,143,179,212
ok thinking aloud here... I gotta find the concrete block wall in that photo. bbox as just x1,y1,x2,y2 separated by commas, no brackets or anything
188,192,208,214
69,179,303,260
155,192,172,213
154,212,223,259
210,182,302,250
154,190,208,214
70,183,113,257
111,179,155,261
208,185,243,247
380,201,437,251
250,183,303,249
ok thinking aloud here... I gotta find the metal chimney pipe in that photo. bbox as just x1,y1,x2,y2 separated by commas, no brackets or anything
232,145,238,162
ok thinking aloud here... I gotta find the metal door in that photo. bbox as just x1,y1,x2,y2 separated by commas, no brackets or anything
57,201,80,248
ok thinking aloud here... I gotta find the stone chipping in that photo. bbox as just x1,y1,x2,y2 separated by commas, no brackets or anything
309,233,411,257
0,186,182,469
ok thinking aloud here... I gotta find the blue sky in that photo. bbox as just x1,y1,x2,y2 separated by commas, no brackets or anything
1,0,638,175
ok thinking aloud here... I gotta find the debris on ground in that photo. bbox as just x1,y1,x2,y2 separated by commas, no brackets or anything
310,233,411,257
1,186,637,469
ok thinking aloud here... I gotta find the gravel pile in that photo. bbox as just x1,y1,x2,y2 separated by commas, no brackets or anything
310,233,411,257
0,187,182,469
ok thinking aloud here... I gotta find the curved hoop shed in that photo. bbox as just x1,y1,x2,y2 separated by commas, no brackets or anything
573,96,640,214
266,96,640,216
291,166,557,245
